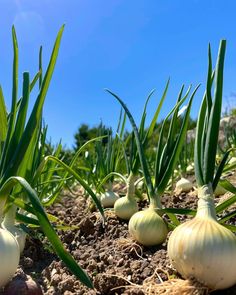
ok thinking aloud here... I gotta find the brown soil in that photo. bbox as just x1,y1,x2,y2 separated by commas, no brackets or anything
1,181,236,295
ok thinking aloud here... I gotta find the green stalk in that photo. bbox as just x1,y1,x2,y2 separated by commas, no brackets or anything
2,204,17,227
195,40,226,190
0,27,18,176
126,173,136,200
149,196,162,210
0,197,5,222
203,41,226,184
195,42,227,229
193,41,227,228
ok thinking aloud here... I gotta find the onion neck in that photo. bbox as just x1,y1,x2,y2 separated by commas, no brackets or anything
107,181,113,191
196,184,217,220
126,173,136,200
149,196,162,210
2,205,17,227
0,197,6,224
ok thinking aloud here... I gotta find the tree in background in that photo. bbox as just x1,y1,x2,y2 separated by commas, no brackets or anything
73,123,109,150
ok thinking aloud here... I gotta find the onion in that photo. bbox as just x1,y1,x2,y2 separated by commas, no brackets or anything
114,196,138,220
2,206,26,253
129,207,168,246
2,223,26,254
175,178,193,193
168,185,236,290
168,40,236,290
0,228,20,287
114,174,138,220
100,190,119,208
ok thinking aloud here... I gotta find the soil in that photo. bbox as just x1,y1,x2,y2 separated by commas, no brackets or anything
1,177,236,295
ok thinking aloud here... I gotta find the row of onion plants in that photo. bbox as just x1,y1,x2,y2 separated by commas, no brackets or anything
82,40,236,291
0,26,106,289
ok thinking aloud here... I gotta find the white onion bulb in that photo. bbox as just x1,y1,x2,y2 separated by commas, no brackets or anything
114,196,138,220
175,178,193,192
168,185,236,290
2,206,27,253
0,228,20,287
2,223,26,253
129,208,168,246
114,174,138,220
100,190,119,208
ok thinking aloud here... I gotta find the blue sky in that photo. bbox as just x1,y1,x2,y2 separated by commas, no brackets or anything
0,0,236,148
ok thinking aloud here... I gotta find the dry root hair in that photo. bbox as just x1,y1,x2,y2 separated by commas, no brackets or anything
110,268,208,295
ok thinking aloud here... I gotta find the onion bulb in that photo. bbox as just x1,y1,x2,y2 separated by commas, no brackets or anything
0,228,20,287
114,174,138,220
2,206,26,253
2,222,26,254
168,185,236,290
114,196,138,220
175,178,193,193
100,190,119,208
129,208,168,246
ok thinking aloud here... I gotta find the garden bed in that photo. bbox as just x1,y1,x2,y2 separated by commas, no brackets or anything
2,181,236,295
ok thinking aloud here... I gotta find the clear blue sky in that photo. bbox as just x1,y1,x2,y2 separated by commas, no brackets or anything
0,0,236,148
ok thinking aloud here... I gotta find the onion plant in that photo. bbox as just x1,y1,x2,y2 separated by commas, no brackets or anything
0,26,96,288
98,90,160,219
107,80,199,245
108,88,173,220
96,123,125,208
5,126,78,243
73,116,126,209
168,40,236,290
